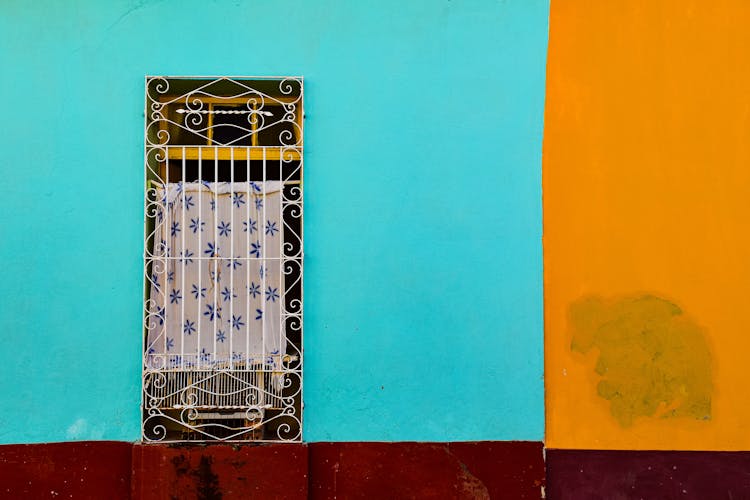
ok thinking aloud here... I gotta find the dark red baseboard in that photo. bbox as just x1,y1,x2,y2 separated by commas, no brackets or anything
6,443,750,499
309,442,545,499
0,441,132,500
546,449,750,500
132,442,309,499
0,441,544,499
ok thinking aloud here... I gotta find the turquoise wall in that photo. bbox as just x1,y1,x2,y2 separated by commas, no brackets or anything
0,0,549,443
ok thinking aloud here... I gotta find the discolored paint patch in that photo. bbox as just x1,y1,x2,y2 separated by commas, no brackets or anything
569,294,712,427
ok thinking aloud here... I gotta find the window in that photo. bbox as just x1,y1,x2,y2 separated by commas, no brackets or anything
142,77,303,442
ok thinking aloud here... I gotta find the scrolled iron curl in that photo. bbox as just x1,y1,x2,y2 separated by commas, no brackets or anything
244,407,264,421
283,258,301,274
145,197,162,219
183,93,205,112
149,259,168,275
281,237,301,256
285,315,302,333
145,186,160,201
144,235,165,258
285,186,302,200
144,317,164,334
146,146,168,163
281,395,298,409
156,128,171,145
144,123,171,146
150,112,165,126
143,287,166,327
278,78,298,96
247,111,265,128
281,146,301,162
286,299,302,315
283,203,302,219
244,93,266,111
278,129,296,146
150,371,168,389
143,297,159,313
149,77,169,96
286,120,302,143
143,421,168,442
276,421,301,442
180,407,200,423
283,239,302,259
145,355,167,371
281,375,296,390
245,391,260,406
180,390,199,407
185,112,205,128
150,101,164,118
146,396,163,409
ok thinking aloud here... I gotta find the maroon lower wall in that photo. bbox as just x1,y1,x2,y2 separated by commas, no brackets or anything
132,443,309,499
546,449,750,500
7,442,750,499
0,441,544,499
0,441,132,500
309,442,544,499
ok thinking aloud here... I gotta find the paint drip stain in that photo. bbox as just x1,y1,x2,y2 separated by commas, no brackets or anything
569,294,712,427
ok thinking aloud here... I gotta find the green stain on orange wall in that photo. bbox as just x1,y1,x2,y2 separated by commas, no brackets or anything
569,295,712,427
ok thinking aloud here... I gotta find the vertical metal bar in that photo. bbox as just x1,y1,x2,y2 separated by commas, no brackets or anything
299,80,305,435
197,147,203,370
181,147,186,373
229,147,234,370
246,147,250,370
207,103,214,145
251,102,258,147
141,77,148,441
213,146,219,367
279,154,283,364
262,148,266,362
164,147,175,371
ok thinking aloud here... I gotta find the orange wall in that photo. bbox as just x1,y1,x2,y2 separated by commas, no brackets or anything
544,0,750,450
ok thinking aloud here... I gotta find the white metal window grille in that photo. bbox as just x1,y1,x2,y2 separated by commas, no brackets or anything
142,77,303,442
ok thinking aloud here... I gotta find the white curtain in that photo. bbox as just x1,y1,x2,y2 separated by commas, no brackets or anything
146,181,284,370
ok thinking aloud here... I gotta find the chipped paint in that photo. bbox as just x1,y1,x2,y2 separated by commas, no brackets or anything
569,295,712,427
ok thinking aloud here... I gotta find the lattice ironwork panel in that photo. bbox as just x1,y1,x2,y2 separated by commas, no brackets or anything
142,77,303,442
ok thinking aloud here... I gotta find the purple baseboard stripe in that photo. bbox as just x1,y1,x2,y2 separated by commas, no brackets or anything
546,449,750,500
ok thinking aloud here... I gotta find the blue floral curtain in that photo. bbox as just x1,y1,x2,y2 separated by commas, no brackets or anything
146,181,284,370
